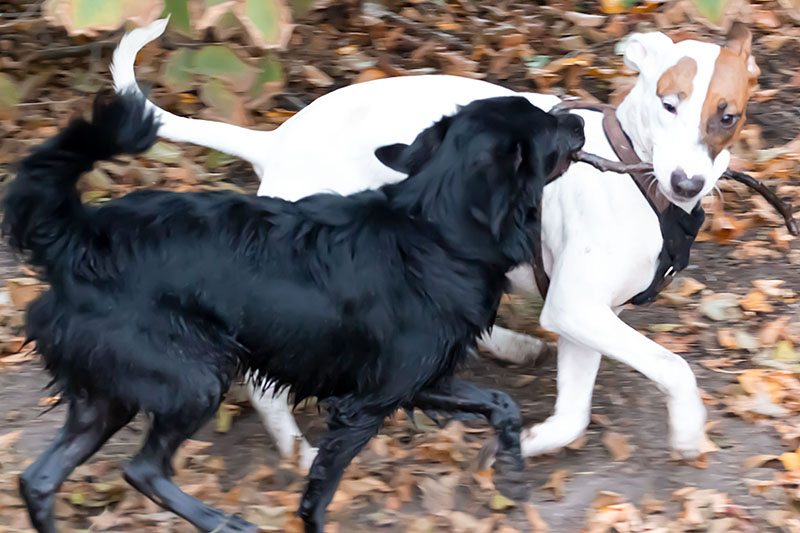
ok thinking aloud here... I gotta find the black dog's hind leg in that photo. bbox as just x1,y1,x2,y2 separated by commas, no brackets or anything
297,403,385,533
411,379,529,500
123,408,257,533
19,395,136,533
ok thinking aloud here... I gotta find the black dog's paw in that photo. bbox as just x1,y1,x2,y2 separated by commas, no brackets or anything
493,467,531,502
492,450,529,502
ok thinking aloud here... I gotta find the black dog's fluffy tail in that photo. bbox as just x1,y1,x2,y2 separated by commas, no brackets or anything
2,90,158,269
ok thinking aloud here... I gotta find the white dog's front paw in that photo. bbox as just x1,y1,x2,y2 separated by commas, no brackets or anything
670,429,707,461
669,398,707,460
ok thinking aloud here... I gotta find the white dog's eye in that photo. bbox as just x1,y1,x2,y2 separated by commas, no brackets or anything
662,101,677,114
720,114,737,127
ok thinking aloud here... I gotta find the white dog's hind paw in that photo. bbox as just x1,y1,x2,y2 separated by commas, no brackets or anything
520,422,583,458
479,327,550,366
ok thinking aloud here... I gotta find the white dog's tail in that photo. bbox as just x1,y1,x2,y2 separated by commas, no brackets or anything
110,17,270,175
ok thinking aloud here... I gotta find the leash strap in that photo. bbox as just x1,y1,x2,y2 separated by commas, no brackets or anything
533,100,704,305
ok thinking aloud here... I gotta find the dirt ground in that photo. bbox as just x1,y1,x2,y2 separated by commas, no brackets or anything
2,1,800,532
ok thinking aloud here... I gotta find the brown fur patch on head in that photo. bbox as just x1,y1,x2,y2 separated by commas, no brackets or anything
701,50,752,158
657,57,697,101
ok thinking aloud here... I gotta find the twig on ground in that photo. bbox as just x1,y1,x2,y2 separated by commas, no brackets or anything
573,150,799,236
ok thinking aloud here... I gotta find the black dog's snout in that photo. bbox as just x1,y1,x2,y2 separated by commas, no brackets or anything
670,169,704,198
558,114,585,152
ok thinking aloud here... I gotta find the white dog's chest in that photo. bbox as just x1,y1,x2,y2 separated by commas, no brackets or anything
541,109,663,306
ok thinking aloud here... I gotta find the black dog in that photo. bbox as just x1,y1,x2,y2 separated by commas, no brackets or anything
4,91,584,533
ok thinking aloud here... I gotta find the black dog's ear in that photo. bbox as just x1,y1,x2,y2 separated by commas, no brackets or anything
375,143,410,173
374,115,453,175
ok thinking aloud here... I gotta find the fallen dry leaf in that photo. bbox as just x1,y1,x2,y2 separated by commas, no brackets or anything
524,502,548,532
743,454,781,471
652,331,696,354
6,278,45,309
602,431,633,461
541,469,570,501
418,473,459,515
566,433,587,450
718,328,738,350
679,277,707,297
739,290,774,313
0,430,23,453
760,316,791,346
303,65,334,87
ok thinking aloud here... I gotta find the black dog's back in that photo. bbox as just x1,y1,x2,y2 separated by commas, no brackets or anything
24,180,488,416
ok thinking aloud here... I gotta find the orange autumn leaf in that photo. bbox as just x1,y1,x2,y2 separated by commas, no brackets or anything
780,451,800,471
718,328,738,350
760,316,791,346
739,290,774,313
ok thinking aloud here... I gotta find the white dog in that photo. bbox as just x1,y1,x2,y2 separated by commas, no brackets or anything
111,19,759,465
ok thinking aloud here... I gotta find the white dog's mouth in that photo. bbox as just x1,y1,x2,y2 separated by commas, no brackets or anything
658,180,704,213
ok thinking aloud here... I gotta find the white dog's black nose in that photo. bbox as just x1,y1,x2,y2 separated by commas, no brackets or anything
670,169,704,198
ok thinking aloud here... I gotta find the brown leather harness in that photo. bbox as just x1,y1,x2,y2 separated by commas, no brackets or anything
533,100,705,305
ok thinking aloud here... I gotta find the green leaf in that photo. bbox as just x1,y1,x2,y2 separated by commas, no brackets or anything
145,142,183,164
489,492,516,511
199,78,239,121
80,190,109,204
290,0,316,17
250,56,283,97
43,0,163,36
82,169,114,191
163,49,195,92
648,323,681,333
193,46,255,92
524,55,550,69
242,0,292,48
205,149,236,169
0,74,20,109
162,0,192,36
72,0,124,29
216,404,233,433
773,341,798,363
691,0,730,22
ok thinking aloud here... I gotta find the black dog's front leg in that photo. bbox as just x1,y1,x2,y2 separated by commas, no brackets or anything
411,379,529,500
297,401,385,533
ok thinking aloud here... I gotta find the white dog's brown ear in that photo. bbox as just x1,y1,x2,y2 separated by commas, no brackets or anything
623,32,674,75
727,23,760,83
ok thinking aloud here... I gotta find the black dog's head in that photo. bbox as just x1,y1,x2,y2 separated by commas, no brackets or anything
376,96,584,265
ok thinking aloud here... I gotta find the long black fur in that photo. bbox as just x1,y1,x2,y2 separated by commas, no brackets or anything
4,91,583,533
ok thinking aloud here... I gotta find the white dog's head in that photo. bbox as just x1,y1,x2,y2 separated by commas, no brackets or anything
617,24,759,212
